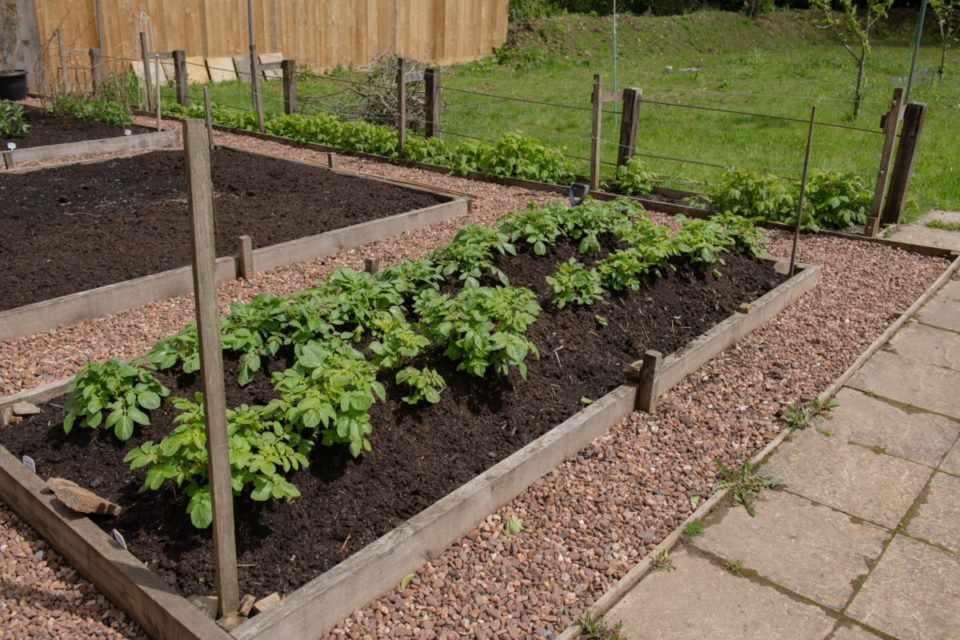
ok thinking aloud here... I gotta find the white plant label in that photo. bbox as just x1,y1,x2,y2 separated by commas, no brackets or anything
124,129,132,136
21,455,35,473
111,529,127,551
6,142,15,150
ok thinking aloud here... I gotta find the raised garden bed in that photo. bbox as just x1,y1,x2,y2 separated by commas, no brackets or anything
0,146,466,339
1,105,177,169
0,201,819,640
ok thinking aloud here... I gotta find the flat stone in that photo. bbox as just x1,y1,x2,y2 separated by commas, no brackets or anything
849,350,960,420
185,56,210,84
46,477,121,516
942,443,960,475
935,277,960,302
846,535,960,640
252,592,280,615
820,388,959,467
693,491,888,610
763,430,930,528
12,402,41,416
829,623,886,639
887,321,960,370
906,472,960,553
605,547,835,639
915,295,960,333
233,55,252,82
259,52,284,79
206,57,237,82
188,595,218,619
886,224,960,252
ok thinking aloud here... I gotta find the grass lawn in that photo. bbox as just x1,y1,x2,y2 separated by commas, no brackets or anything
177,9,960,218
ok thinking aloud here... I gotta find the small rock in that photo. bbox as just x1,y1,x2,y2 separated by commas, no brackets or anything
238,593,256,617
217,612,245,631
0,405,12,425
187,595,218,619
252,592,280,615
46,478,121,516
12,402,41,416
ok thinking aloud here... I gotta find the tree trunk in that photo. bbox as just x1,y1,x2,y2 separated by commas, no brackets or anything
853,52,866,117
939,39,947,87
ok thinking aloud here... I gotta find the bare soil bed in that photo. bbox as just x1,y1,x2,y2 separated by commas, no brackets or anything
0,242,781,601
1,106,154,149
0,148,446,310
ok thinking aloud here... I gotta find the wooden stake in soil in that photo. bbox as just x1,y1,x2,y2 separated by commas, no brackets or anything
636,350,662,413
790,106,816,277
154,56,162,131
139,32,153,111
90,48,105,93
617,87,641,167
173,50,189,107
396,57,406,158
590,74,602,192
238,235,254,279
203,87,214,150
425,67,441,138
182,119,240,618
281,59,297,115
250,45,265,133
882,101,927,226
57,29,70,94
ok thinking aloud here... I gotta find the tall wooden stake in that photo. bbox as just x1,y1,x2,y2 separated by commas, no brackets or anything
140,32,153,111
173,50,189,107
790,106,816,278
866,87,904,237
154,56,162,131
182,119,240,618
57,29,70,94
250,45,265,133
882,102,927,225
424,67,441,138
396,57,406,158
281,59,297,115
203,86,214,150
589,74,602,191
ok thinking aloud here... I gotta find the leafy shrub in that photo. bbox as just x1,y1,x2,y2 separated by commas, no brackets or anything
498,201,565,255
801,169,871,230
711,169,795,221
402,135,449,164
478,131,574,183
554,198,636,253
49,94,131,126
0,99,29,136
546,258,604,308
614,156,654,195
414,285,541,379
668,216,738,266
62,358,170,441
429,224,516,287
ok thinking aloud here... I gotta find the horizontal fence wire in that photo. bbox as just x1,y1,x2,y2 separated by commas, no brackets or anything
442,86,592,112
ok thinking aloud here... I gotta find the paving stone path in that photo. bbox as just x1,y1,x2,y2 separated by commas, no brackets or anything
602,262,960,639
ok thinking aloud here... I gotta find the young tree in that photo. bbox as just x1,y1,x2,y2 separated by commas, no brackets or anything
810,0,895,117
930,0,960,85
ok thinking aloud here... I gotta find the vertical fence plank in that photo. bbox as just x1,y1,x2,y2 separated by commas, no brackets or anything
617,87,642,167
173,50,189,107
425,67,441,138
882,102,927,226
866,87,904,236
281,59,297,115
396,57,406,157
182,119,240,619
139,32,153,111
590,74,602,191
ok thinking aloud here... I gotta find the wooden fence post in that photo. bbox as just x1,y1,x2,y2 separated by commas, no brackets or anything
173,50,189,107
617,87,641,167
182,119,240,618
590,74,602,191
89,48,105,94
57,29,69,93
281,59,297,115
865,87,904,236
237,235,254,279
139,32,153,110
635,350,662,413
882,102,927,226
250,45,265,133
425,67,441,138
396,57,406,158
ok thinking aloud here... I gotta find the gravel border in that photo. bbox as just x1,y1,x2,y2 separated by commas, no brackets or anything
0,116,948,640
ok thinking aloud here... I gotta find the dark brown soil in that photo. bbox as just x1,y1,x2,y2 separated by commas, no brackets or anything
1,106,153,149
0,148,447,311
0,240,784,601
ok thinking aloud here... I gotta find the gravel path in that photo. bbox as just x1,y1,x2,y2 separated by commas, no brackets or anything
0,118,948,639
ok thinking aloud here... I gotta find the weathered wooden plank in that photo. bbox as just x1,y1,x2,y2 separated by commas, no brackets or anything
881,102,927,226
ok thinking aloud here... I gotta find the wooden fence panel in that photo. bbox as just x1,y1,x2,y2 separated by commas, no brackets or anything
31,0,506,83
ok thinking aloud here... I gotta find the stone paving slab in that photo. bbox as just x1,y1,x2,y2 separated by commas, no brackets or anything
830,624,887,640
936,277,960,301
849,350,960,420
846,535,960,640
822,388,959,467
906,472,960,553
943,444,960,476
885,225,960,252
763,430,931,528
604,547,836,640
887,321,960,369
915,295,960,333
693,491,888,610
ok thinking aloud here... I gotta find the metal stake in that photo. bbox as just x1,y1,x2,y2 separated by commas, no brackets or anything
790,105,816,277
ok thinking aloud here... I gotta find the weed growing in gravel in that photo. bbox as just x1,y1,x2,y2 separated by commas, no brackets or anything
654,549,672,570
712,458,782,517
577,612,625,640
682,519,705,536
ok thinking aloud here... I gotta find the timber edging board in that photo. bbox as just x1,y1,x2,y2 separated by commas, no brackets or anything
0,254,815,640
3,129,179,167
0,157,468,340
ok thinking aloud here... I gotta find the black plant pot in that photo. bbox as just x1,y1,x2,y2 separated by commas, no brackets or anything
0,70,28,101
